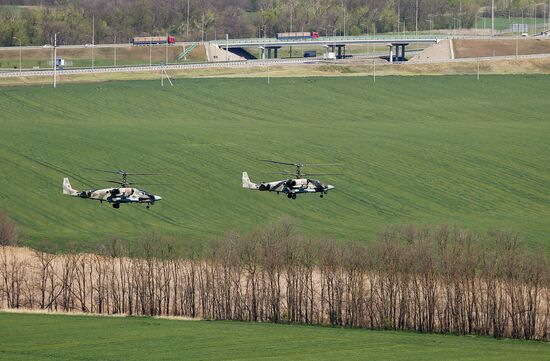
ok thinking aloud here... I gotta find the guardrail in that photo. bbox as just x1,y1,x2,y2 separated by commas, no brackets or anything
2,52,549,78
210,35,449,46
0,58,316,78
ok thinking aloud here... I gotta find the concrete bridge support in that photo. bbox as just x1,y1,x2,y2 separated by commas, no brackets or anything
387,42,409,62
266,47,280,59
260,46,281,59
327,45,347,59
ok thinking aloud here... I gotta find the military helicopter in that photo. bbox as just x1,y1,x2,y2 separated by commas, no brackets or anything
62,169,162,209
242,160,340,199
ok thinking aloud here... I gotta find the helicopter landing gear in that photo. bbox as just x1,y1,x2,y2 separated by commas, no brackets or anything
291,193,297,200
287,193,292,199
112,203,120,209
320,194,324,198
146,205,150,209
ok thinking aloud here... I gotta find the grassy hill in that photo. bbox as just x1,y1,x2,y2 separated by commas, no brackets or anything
1,312,548,361
0,75,549,249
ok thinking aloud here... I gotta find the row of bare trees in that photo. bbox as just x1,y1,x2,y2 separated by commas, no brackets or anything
1,220,548,340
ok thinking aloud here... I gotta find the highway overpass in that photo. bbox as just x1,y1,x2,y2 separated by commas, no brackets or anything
209,35,446,48
209,35,448,60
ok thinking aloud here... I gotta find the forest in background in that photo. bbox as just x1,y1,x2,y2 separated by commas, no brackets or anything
1,0,548,46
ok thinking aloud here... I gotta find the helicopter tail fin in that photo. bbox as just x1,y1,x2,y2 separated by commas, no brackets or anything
63,178,78,196
242,172,257,189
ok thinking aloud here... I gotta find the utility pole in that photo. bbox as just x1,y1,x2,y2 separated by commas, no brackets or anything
397,2,400,33
201,13,205,42
92,14,95,69
225,33,229,61
491,0,495,36
343,1,346,37
165,33,168,65
290,3,293,32
114,33,117,66
186,0,190,40
415,0,419,36
534,5,537,35
373,58,376,83
13,37,21,76
53,33,57,88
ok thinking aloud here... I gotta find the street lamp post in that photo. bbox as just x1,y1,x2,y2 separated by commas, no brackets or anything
13,37,22,76
92,14,95,69
415,0,419,36
186,0,190,40
225,33,229,62
491,0,495,36
426,19,433,37
85,36,95,69
51,33,58,88
113,32,124,66
54,33,57,88
262,28,269,85
165,33,169,65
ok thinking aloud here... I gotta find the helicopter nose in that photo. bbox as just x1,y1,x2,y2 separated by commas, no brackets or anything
326,185,335,190
154,195,162,201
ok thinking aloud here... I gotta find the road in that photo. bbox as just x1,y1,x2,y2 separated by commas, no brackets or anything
0,34,497,52
2,52,550,79
0,58,321,78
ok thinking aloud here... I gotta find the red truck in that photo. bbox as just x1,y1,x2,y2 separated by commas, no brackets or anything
132,35,176,45
276,32,320,40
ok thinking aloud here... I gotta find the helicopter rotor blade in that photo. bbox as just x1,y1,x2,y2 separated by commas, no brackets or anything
131,183,171,186
85,168,122,174
302,163,344,167
84,168,164,176
260,160,299,167
303,173,344,176
268,172,297,176
121,172,165,176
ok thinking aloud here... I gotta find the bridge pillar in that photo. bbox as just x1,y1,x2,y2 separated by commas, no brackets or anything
260,47,265,60
335,45,346,59
388,42,409,62
274,48,278,59
267,48,272,59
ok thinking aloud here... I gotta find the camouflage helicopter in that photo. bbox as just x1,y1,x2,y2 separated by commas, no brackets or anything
242,160,340,199
62,169,162,209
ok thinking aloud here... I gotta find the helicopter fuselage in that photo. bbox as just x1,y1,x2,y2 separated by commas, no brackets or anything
63,178,161,208
76,187,161,203
242,173,334,199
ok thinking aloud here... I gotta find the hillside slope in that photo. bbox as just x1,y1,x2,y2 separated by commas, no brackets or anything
0,76,549,248
1,313,548,361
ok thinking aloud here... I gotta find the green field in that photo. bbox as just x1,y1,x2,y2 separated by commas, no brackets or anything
0,313,548,361
0,76,549,248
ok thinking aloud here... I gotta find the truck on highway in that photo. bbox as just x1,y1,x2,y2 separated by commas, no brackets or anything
276,32,320,40
132,35,176,46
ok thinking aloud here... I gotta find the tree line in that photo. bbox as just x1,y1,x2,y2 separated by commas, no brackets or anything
1,0,548,46
1,214,548,340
